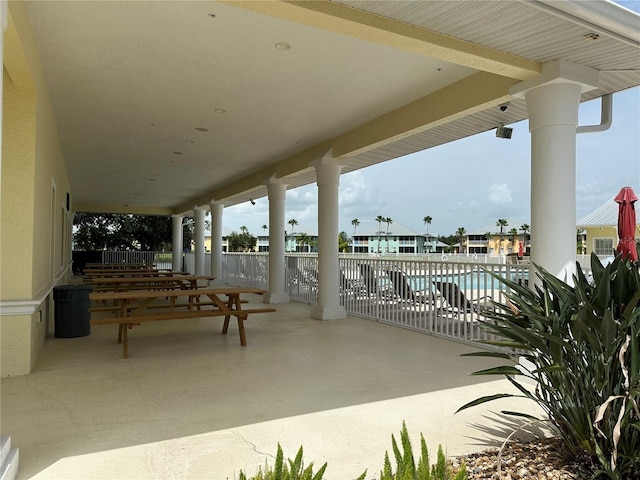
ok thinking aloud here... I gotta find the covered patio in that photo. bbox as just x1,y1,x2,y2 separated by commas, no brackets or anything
3,0,639,375
2,298,545,479
1,1,638,477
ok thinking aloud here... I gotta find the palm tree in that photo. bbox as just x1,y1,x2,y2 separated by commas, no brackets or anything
296,232,310,253
240,225,248,235
351,218,360,253
485,231,493,254
384,217,393,253
375,215,385,253
338,231,350,253
496,218,508,254
261,224,268,235
287,218,298,235
520,223,530,250
508,228,519,252
287,218,298,251
423,216,432,252
456,227,466,254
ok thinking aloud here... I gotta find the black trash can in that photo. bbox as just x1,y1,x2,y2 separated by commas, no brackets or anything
53,285,93,338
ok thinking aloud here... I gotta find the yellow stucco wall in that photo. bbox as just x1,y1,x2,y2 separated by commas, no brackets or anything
1,2,72,377
1,67,35,298
584,226,617,256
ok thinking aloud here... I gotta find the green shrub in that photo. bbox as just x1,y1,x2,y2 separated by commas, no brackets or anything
238,444,327,480
238,422,467,480
457,253,640,479
378,421,467,480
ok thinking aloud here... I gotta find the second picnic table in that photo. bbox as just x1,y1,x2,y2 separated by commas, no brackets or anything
89,287,276,358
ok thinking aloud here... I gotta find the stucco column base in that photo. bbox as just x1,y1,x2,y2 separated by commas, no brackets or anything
264,292,290,304
311,305,347,321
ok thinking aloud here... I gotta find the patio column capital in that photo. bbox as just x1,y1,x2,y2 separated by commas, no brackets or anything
510,60,599,98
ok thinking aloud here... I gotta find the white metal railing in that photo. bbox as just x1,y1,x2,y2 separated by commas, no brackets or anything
222,252,529,351
100,251,174,269
222,253,268,288
338,257,528,347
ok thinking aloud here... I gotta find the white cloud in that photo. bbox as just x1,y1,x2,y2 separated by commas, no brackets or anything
488,183,513,205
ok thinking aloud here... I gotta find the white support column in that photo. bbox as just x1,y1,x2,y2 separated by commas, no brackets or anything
264,181,289,304
209,200,225,286
171,214,184,272
511,60,599,282
194,207,206,275
312,157,346,320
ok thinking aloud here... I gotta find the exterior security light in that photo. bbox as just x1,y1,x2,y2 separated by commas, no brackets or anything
496,124,513,139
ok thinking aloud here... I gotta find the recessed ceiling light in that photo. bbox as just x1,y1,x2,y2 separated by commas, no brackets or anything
195,127,209,132
185,140,195,144
173,151,184,155
584,32,600,40
214,108,226,114
148,178,157,181
275,42,292,51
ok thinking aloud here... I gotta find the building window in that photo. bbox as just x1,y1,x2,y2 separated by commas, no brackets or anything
594,238,615,256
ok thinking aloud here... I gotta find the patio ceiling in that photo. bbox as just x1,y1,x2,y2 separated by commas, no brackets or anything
20,0,640,216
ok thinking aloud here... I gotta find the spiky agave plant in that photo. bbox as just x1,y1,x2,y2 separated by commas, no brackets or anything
457,254,639,479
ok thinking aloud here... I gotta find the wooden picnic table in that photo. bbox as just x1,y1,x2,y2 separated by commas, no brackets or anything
89,275,215,292
84,268,172,276
83,269,185,283
89,287,276,358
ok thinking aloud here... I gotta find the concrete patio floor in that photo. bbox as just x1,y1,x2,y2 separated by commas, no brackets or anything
1,296,546,479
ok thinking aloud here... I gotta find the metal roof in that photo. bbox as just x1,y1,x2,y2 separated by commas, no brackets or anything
576,199,619,226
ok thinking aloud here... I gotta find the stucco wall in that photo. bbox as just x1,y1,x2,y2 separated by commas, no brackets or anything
585,226,618,256
1,2,72,377
1,68,35,299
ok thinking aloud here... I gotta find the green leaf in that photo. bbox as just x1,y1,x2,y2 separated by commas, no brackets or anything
531,364,566,374
470,365,522,376
289,446,304,475
456,393,517,413
500,410,541,421
310,463,327,480
274,443,284,480
460,351,513,360
353,470,367,480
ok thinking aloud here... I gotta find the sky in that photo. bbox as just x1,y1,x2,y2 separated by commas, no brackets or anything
220,2,640,239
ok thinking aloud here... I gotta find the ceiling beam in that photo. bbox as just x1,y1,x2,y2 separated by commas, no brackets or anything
222,0,541,81
177,71,519,211
73,204,175,216
333,71,519,158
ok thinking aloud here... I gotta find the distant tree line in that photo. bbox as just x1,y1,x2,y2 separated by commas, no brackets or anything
73,213,195,251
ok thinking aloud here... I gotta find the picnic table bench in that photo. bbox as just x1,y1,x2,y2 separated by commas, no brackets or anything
89,287,276,358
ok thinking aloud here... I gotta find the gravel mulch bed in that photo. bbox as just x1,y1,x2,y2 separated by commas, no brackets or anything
451,437,591,479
